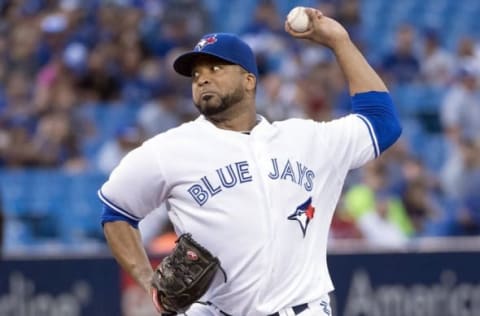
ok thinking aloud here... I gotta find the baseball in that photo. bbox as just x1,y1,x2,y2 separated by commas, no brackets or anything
287,6,310,32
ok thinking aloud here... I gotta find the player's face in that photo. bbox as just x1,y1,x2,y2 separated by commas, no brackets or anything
191,56,249,116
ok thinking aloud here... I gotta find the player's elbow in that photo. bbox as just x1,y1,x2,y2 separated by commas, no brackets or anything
371,103,402,154
351,91,402,154
382,115,402,150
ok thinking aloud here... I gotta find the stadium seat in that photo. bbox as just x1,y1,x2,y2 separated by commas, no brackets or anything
0,169,33,216
1,169,107,246
420,134,448,171
390,84,446,118
57,172,107,243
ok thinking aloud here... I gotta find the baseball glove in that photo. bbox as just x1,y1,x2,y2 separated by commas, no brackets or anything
151,233,227,313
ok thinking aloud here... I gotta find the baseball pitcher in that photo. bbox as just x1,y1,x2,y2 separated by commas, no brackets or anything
99,8,401,316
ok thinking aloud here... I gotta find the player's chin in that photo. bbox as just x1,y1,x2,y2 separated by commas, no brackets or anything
196,98,226,116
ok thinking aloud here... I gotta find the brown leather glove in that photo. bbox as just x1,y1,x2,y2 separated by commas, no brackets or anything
151,233,226,313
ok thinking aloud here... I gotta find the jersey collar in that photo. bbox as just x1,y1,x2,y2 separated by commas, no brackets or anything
195,114,278,140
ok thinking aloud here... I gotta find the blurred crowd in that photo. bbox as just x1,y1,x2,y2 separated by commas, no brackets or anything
1,0,480,253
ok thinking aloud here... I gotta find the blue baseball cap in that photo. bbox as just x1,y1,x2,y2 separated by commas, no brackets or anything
173,33,258,78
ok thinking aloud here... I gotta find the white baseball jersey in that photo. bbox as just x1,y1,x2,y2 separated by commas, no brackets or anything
99,114,377,316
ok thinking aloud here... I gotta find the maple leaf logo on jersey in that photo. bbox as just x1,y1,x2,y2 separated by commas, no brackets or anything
287,197,315,237
195,35,218,51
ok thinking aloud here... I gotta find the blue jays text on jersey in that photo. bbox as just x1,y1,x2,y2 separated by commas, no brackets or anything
188,158,316,206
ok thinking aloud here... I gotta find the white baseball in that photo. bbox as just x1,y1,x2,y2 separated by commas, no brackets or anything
287,6,310,32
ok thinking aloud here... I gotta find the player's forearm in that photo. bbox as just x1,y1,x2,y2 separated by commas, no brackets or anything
332,38,388,95
104,221,154,292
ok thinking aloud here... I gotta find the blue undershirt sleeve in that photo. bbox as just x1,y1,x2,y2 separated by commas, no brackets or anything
351,91,402,155
101,203,139,229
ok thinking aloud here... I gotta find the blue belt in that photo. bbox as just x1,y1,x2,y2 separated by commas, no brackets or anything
268,302,309,316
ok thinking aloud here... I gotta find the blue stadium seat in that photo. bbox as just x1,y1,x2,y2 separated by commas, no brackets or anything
399,118,425,152
26,170,69,215
56,172,107,243
419,134,448,171
1,169,108,247
0,169,33,216
390,84,446,117
3,218,35,252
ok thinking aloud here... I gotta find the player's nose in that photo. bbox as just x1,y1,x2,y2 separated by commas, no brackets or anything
196,73,211,86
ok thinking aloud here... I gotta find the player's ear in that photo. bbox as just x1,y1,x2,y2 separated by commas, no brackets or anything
245,73,256,91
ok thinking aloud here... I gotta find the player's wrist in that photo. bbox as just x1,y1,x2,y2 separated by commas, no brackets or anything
138,271,155,293
150,286,165,313
328,34,352,52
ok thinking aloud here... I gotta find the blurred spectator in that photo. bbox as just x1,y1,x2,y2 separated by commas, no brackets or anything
315,0,337,17
119,44,148,103
344,161,414,245
373,141,450,237
439,137,480,236
136,83,184,137
2,70,36,131
380,24,421,84
33,111,84,168
0,123,7,166
6,112,83,170
96,124,145,174
242,0,293,78
244,0,282,34
356,193,409,247
398,157,443,235
454,137,480,235
34,53,82,115
335,0,362,46
163,0,211,40
162,47,193,100
454,36,480,74
256,73,305,121
330,199,363,240
440,65,480,198
0,122,30,167
141,0,210,57
297,63,338,121
7,20,41,75
3,111,85,169
419,28,455,86
37,13,70,66
77,42,120,102
62,42,88,75
441,65,480,144
136,57,165,98
376,139,411,192
0,193,3,257
0,30,8,78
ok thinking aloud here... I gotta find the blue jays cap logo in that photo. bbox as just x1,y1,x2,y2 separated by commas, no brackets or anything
288,197,315,237
195,35,218,51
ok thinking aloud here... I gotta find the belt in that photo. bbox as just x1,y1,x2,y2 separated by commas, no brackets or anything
268,302,309,316
206,301,310,316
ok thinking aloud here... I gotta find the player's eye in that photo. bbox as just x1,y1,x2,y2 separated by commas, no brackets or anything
212,65,221,72
192,71,199,78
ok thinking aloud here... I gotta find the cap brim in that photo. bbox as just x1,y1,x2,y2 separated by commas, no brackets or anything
173,51,238,77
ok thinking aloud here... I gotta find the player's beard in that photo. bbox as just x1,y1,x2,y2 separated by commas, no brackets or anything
194,86,244,117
